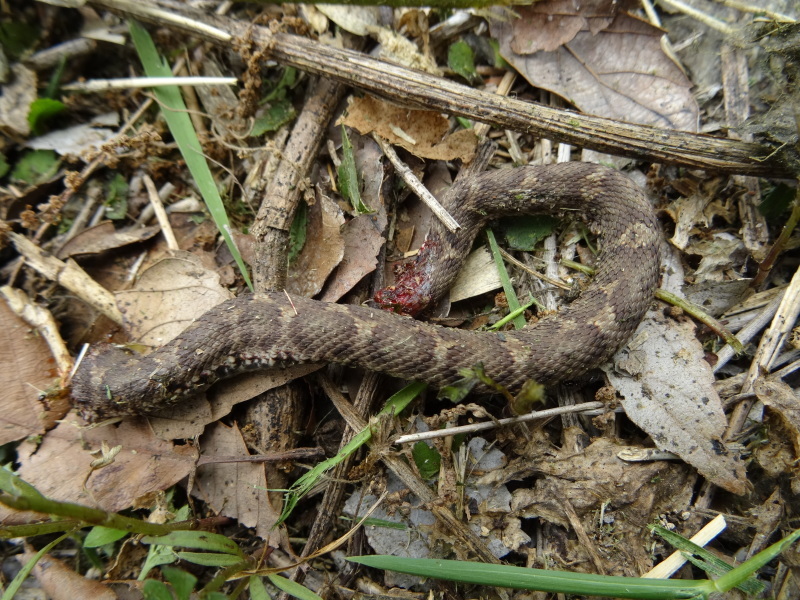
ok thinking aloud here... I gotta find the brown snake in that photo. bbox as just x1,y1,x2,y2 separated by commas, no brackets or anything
72,163,660,421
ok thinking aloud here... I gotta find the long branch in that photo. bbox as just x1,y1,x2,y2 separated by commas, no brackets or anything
86,0,797,177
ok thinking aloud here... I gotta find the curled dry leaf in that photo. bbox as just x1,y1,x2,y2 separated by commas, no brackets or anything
340,95,477,163
489,1,698,130
56,221,162,259
604,308,748,495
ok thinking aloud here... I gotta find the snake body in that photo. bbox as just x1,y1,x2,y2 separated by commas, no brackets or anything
72,163,660,421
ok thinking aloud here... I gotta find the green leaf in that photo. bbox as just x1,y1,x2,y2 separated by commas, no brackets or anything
143,579,174,600
279,381,426,524
337,125,371,214
175,551,245,567
487,38,510,69
249,576,271,600
759,182,795,220
288,198,308,263
498,215,559,251
0,20,39,60
142,530,244,557
412,442,441,479
0,153,10,179
139,541,177,581
486,229,525,329
447,40,480,85
10,149,60,185
28,98,67,135
267,574,324,600
161,566,197,600
251,98,297,136
84,526,128,548
104,173,130,220
129,20,252,290
347,556,712,599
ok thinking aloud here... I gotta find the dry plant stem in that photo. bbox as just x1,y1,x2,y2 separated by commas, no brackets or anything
655,289,742,352
725,265,800,439
195,447,324,466
713,0,797,22
143,175,179,250
752,187,800,289
250,76,346,290
9,233,123,325
289,372,383,595
657,0,735,35
721,43,769,261
84,0,796,177
393,401,604,445
1,286,73,376
498,247,571,290
371,134,460,232
317,375,501,565
713,291,783,372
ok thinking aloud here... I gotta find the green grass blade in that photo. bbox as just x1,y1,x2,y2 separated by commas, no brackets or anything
486,229,525,329
1,532,71,600
712,528,800,593
348,556,714,600
278,381,426,524
128,20,252,290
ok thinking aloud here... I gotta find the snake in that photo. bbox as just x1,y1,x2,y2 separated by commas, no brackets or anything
71,162,661,421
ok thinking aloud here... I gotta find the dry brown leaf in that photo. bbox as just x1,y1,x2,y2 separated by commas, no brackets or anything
56,221,162,259
0,300,65,445
319,213,385,302
755,378,800,457
194,422,283,543
19,546,117,600
16,414,197,512
605,308,748,495
340,96,477,162
507,435,694,576
0,64,36,137
287,192,345,297
115,252,232,347
489,4,698,130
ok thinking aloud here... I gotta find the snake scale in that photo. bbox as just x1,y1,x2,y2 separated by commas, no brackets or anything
72,163,660,421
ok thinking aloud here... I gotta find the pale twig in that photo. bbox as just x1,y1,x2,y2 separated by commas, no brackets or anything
143,175,180,250
62,75,236,92
644,515,727,579
392,401,605,444
371,133,460,233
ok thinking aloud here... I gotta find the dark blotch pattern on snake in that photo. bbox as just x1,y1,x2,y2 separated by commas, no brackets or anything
72,163,661,421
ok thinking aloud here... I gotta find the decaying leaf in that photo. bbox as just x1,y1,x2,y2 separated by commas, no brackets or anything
489,2,698,130
340,95,477,163
287,192,345,297
605,308,748,495
194,422,284,544
0,300,64,445
56,221,162,259
16,415,198,512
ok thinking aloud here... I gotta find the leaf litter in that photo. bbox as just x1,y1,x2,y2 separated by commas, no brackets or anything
1,0,799,596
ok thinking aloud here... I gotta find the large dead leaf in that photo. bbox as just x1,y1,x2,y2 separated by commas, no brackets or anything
114,252,232,347
194,422,283,543
604,308,748,495
287,192,345,297
0,300,65,445
489,2,698,130
319,134,387,302
340,95,477,162
16,415,197,512
0,63,36,137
